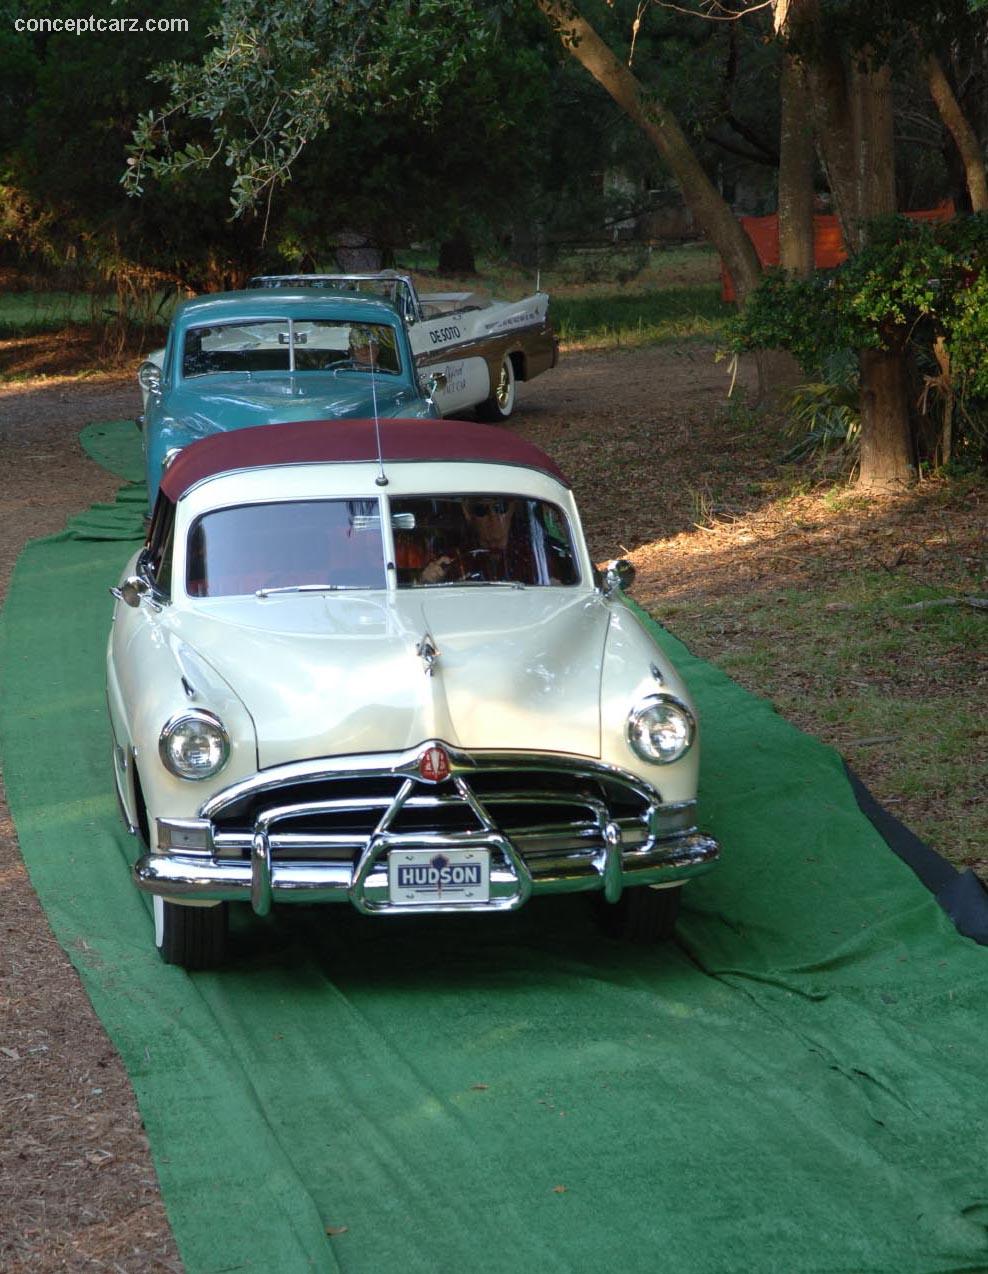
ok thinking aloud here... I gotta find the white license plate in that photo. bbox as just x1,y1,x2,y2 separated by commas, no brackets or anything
388,847,490,906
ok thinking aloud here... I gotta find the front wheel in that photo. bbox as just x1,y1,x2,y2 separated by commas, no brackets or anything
595,885,682,943
476,355,516,421
154,897,228,969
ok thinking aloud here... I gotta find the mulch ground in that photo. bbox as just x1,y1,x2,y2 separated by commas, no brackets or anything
0,339,983,1270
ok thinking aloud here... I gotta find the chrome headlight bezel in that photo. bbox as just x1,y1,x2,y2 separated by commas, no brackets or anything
159,710,230,781
626,693,696,765
137,360,161,393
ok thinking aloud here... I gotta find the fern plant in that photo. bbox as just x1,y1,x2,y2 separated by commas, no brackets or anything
783,350,860,464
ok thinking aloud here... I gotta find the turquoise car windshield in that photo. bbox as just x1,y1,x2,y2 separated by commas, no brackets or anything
181,319,402,378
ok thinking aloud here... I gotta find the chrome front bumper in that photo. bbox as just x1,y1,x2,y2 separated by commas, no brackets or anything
133,744,720,917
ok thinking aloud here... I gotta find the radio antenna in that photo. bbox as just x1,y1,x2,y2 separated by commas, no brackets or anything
370,336,388,487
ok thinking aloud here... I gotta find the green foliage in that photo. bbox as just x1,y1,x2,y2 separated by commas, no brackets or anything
784,351,860,464
729,214,988,387
126,0,511,215
729,215,988,471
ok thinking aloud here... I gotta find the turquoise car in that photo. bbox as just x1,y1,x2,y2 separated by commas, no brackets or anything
138,290,439,506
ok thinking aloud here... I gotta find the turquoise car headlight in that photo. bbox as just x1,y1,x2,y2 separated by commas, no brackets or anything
159,711,230,780
627,695,695,765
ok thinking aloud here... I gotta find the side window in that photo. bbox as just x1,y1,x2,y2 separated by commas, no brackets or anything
144,497,176,598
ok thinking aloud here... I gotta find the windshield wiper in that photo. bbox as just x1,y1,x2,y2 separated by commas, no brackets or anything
255,583,364,598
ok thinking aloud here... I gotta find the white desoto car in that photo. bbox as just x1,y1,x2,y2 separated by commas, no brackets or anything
106,419,719,968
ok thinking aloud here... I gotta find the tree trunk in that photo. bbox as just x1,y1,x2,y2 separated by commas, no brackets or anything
804,50,861,248
857,347,916,490
924,50,988,211
335,231,383,272
851,59,896,225
536,0,763,302
796,9,913,489
778,54,815,276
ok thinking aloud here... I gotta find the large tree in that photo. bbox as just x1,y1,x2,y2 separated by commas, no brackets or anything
124,0,574,269
535,0,765,300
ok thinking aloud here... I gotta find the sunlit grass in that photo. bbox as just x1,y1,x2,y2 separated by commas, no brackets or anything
0,290,104,334
0,289,176,336
551,285,729,349
705,573,986,862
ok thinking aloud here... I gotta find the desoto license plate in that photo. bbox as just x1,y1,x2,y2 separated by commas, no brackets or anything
388,848,490,906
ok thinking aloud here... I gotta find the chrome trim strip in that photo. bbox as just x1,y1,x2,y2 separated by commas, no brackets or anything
209,819,646,859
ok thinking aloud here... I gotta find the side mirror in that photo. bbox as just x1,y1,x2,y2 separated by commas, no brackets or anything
138,361,162,398
602,558,636,595
426,370,448,396
110,575,150,608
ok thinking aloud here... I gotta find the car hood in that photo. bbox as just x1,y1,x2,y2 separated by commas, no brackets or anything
167,589,607,767
165,374,426,429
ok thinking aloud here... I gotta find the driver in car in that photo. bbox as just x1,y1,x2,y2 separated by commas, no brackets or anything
418,498,533,584
348,326,380,369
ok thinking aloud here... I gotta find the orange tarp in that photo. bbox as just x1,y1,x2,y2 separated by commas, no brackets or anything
720,203,955,302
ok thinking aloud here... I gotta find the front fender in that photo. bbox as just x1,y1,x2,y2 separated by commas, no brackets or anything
599,597,701,805
109,606,258,849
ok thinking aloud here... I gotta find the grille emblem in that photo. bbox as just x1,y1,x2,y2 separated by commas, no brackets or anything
418,745,451,783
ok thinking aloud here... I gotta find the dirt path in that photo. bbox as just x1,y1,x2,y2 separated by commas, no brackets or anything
0,347,982,1270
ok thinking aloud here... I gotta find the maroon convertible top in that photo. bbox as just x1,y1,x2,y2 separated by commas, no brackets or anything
160,418,571,500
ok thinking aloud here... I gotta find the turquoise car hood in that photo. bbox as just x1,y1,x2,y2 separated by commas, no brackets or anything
165,373,424,428
144,372,437,506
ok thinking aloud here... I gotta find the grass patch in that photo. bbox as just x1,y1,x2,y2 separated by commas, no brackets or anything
699,573,986,863
551,285,729,349
1,247,726,356
0,289,177,337
0,291,108,335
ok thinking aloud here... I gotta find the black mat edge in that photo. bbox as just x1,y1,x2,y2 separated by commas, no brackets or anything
845,762,988,946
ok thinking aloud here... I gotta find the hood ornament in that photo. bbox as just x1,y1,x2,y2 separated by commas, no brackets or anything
416,631,440,676
418,744,451,784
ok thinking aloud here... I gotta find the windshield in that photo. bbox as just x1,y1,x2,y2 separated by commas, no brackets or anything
392,495,580,588
187,500,386,597
184,493,580,597
181,319,401,378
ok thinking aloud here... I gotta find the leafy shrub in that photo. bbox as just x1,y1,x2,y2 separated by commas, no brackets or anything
726,214,988,471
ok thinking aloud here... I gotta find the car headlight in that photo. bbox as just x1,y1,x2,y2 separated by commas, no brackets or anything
137,361,161,393
159,711,230,780
627,695,695,765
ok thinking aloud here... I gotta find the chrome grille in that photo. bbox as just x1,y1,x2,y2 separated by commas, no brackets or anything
208,765,654,863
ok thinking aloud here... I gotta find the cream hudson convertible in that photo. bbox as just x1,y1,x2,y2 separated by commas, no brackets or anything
106,419,719,968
